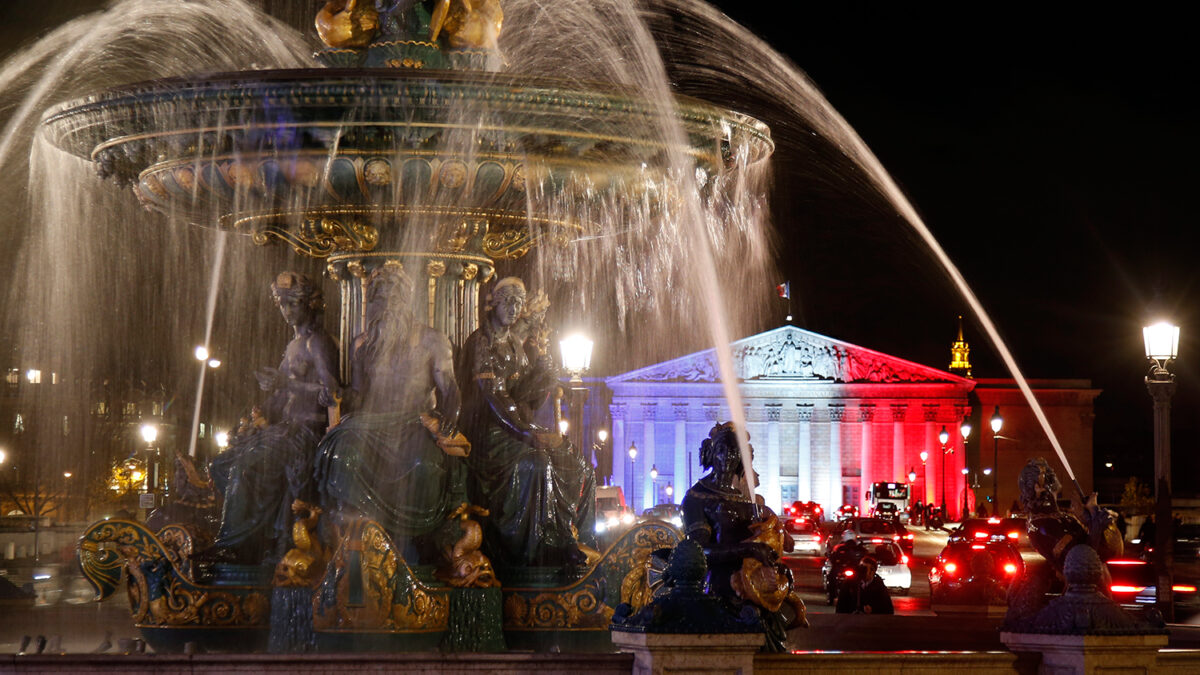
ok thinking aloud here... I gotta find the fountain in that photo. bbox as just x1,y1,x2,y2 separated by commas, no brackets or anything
24,0,775,654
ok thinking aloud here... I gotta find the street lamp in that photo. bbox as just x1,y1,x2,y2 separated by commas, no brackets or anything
1144,320,1179,621
990,406,1003,507
665,483,673,499
650,464,659,503
559,333,593,461
628,441,638,507
215,430,230,450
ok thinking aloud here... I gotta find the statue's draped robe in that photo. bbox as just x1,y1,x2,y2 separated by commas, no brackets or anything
458,324,595,568
313,411,466,559
210,422,319,561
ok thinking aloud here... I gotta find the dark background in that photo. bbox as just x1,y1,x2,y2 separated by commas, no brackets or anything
2,2,1195,492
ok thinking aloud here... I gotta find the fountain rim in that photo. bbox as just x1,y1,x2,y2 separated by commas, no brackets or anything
40,67,774,157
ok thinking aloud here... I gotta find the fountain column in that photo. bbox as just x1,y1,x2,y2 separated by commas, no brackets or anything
797,405,813,502
858,405,874,512
672,404,687,504
828,405,844,510
891,404,907,483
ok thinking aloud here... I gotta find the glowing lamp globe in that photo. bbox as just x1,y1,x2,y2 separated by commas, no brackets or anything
990,406,1003,434
960,420,972,439
559,334,594,382
597,429,608,443
938,426,950,445
1143,321,1180,362
908,470,917,482
140,424,158,445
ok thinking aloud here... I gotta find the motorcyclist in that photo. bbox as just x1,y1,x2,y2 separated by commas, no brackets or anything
835,555,894,615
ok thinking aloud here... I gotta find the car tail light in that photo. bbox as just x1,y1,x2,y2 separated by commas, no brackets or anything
971,544,986,550
973,531,988,539
814,534,821,542
794,518,803,525
843,568,855,578
901,555,909,565
1004,563,1018,574
870,538,883,543
944,562,957,574
1111,585,1147,594
893,535,900,541
987,517,1001,524
1007,532,1019,540
1173,585,1197,593
1107,559,1148,566
905,534,914,540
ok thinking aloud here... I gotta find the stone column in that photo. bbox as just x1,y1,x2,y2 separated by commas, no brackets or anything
891,404,907,484
766,405,782,510
923,404,939,507
859,405,874,513
642,404,657,511
611,404,626,497
829,405,844,510
673,404,688,505
797,405,813,503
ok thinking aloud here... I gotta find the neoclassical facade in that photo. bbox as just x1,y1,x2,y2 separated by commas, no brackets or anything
604,326,977,516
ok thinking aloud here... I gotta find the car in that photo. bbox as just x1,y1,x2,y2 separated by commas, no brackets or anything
871,502,900,521
784,516,823,555
886,520,916,555
1106,558,1200,615
825,517,899,556
948,517,1026,546
821,540,911,603
928,539,1024,604
834,504,859,522
641,503,683,528
595,486,636,537
786,501,823,523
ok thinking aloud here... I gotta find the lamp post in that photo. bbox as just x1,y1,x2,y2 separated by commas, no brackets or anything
1145,320,1179,622
139,423,159,520
594,429,609,486
628,442,638,510
650,464,658,505
960,419,972,518
990,406,1003,508
560,333,593,463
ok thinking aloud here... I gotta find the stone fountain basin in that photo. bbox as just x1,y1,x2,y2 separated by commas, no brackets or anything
41,69,772,245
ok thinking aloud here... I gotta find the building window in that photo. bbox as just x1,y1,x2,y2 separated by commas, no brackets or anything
62,416,69,437
14,413,24,433
152,402,163,416
94,401,109,416
25,370,40,384
6,369,18,385
123,402,136,416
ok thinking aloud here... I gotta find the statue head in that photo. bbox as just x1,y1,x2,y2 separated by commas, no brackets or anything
699,422,750,481
1019,457,1061,516
271,272,324,327
364,262,414,324
487,276,526,328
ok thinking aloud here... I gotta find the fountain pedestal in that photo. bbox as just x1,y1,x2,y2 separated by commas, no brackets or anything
610,632,764,675
1001,632,1167,675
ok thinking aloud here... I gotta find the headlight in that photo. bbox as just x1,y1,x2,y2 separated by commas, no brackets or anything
606,516,619,528
621,513,635,525
595,521,607,533
671,516,683,527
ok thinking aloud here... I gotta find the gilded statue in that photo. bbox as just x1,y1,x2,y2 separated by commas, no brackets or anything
435,503,500,588
430,0,504,50
316,0,381,48
274,500,327,588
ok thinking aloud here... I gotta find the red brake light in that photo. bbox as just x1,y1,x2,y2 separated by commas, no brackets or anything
893,535,900,541
1107,560,1148,566
1004,563,1018,574
1173,585,1197,593
901,554,909,565
794,518,803,525
1007,532,1019,540
944,562,958,574
973,531,988,539
987,517,1001,524
844,568,855,578
814,534,821,541
905,534,914,540
971,544,986,550
1111,585,1147,594
871,538,883,543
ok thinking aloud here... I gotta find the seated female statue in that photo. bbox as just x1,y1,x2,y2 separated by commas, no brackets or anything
458,277,595,568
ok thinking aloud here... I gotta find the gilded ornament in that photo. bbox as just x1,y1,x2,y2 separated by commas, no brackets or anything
225,161,256,187
462,263,478,280
326,263,343,281
439,160,468,189
288,160,321,188
363,158,392,186
510,164,526,192
482,228,533,259
274,501,327,588
347,260,367,278
316,0,380,49
427,260,447,278
431,0,504,50
173,167,195,191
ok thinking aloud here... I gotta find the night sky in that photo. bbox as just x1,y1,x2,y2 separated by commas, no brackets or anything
2,3,1196,491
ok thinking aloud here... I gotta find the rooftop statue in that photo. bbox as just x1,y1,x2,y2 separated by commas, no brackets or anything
206,272,342,564
314,263,472,566
681,423,806,652
458,277,596,568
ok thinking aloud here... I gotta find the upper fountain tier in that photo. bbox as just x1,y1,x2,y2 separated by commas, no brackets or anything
41,68,773,259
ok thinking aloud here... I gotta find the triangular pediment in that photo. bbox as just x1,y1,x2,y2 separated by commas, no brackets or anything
608,325,969,385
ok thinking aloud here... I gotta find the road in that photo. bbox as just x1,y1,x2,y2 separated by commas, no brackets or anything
782,521,950,616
